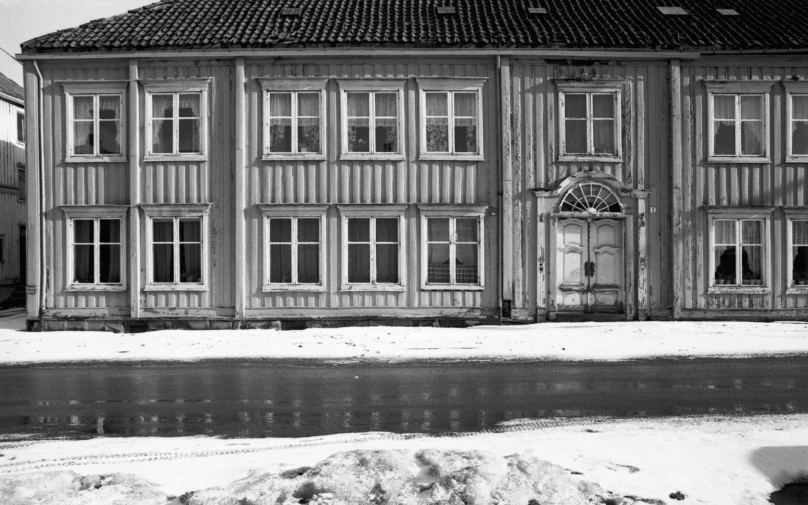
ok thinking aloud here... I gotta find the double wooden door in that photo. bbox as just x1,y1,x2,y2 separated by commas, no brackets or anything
556,218,623,314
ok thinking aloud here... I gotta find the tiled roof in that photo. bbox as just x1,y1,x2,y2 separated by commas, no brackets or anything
20,0,808,53
0,72,23,104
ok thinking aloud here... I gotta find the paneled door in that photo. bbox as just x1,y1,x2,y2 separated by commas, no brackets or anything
556,218,623,314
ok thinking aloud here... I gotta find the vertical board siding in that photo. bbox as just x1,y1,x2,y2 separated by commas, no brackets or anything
245,59,498,312
0,97,25,284
510,61,672,317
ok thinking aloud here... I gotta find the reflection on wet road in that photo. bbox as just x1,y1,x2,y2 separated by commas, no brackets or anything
0,358,806,439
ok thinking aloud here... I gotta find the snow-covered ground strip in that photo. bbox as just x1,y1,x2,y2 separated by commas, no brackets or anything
1,414,806,504
2,320,808,365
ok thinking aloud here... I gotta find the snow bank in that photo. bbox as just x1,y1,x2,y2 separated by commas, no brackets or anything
3,320,808,365
0,471,168,505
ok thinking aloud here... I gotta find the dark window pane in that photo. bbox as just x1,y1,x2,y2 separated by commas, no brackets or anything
178,119,200,153
298,219,319,242
298,118,320,153
427,219,450,242
298,93,319,117
178,94,200,117
180,219,201,242
741,121,763,156
454,118,477,153
427,244,451,283
152,95,173,118
794,245,808,284
298,244,320,283
792,122,808,155
375,118,397,153
376,243,398,283
565,94,587,119
153,220,173,242
153,244,174,283
426,118,449,152
152,119,173,153
270,119,292,152
17,113,24,143
99,121,121,155
74,122,95,155
100,220,120,243
593,120,615,154
714,121,736,155
74,244,94,283
270,219,292,242
456,219,478,242
348,218,370,242
592,94,614,118
742,245,762,285
565,119,587,153
456,244,479,284
376,219,398,243
348,119,370,152
17,171,25,201
99,96,119,120
715,246,737,285
348,244,370,283
99,244,121,283
74,220,94,243
179,244,202,282
270,244,292,283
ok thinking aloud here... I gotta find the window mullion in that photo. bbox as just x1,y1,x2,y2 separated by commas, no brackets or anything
93,95,100,156
449,218,456,285
587,94,594,155
736,220,743,284
291,219,299,285
291,93,299,154
447,92,454,155
174,217,180,284
735,96,742,157
94,219,100,284
369,218,377,284
369,92,376,154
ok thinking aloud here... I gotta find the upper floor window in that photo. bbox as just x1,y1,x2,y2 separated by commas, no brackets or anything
785,82,808,162
416,78,486,160
418,204,487,291
707,207,773,292
259,78,327,160
16,111,24,144
557,80,622,161
62,82,127,162
705,81,772,163
62,206,128,291
142,204,211,291
339,80,405,160
259,204,327,292
144,79,210,161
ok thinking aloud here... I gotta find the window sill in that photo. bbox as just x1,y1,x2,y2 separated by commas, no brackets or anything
339,154,405,162
143,154,208,163
419,154,485,162
786,286,808,295
707,286,771,295
262,284,326,293
340,284,406,292
558,155,621,163
707,156,771,164
421,284,484,291
65,284,127,292
785,156,808,164
65,155,127,163
144,284,208,292
262,154,326,162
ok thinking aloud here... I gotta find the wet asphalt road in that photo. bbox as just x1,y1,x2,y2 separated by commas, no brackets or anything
0,358,806,439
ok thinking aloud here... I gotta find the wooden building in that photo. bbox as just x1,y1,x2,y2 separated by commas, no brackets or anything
0,71,26,304
16,0,808,330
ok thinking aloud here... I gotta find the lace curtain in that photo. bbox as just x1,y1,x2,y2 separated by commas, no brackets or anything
73,96,95,155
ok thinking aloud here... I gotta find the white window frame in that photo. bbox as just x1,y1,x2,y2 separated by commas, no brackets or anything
142,203,211,292
784,81,808,162
785,208,808,293
338,79,406,161
258,204,327,292
556,80,623,162
62,81,128,163
418,204,487,291
706,206,773,294
15,111,24,145
416,78,486,161
704,81,772,163
62,205,128,292
338,205,407,292
143,79,210,162
259,78,327,161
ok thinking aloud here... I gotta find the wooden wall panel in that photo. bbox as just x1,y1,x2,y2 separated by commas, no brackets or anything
0,96,26,285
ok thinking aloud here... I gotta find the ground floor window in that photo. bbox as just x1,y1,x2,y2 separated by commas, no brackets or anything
418,205,487,290
786,211,808,289
62,206,128,290
707,207,772,291
339,205,406,291
259,204,327,292
142,204,210,291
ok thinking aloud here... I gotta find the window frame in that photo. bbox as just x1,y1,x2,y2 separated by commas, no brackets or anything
142,203,211,292
143,79,210,162
784,81,808,162
418,204,487,291
704,81,773,164
338,79,406,161
706,206,773,294
62,205,128,292
416,78,486,161
62,81,128,163
785,208,808,293
17,169,25,203
259,78,328,161
15,111,24,145
258,204,328,292
557,80,623,162
338,205,407,292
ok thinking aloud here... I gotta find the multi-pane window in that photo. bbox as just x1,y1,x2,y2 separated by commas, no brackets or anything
346,217,400,285
791,220,808,287
267,217,321,285
346,92,399,154
150,93,202,155
425,217,481,286
17,170,25,202
710,94,765,157
424,91,479,154
712,219,765,286
151,218,203,284
791,96,808,156
268,92,322,154
71,218,123,285
16,112,24,144
70,94,123,157
562,92,618,155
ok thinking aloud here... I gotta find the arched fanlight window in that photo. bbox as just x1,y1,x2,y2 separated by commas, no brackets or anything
560,182,623,214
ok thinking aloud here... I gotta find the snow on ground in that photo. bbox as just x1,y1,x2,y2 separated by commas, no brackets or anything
1,414,806,504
